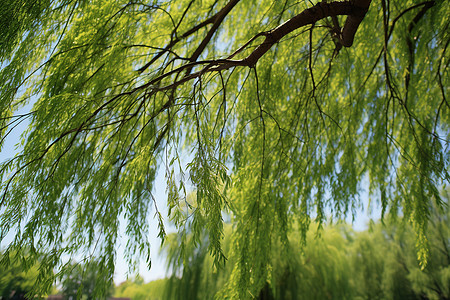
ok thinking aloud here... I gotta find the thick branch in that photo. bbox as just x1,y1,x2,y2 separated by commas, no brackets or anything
341,0,372,46
140,0,372,91
244,0,371,66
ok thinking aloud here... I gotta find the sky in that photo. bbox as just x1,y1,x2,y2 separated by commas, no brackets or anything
0,102,379,285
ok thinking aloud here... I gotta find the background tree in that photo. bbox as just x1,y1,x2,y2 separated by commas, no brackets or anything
0,251,40,299
114,276,166,300
0,0,448,298
162,223,235,300
401,188,450,300
60,261,114,300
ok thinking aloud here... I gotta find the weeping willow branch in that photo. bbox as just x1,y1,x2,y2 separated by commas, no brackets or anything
138,0,372,92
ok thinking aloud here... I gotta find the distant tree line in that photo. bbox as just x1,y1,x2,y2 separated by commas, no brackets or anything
0,257,112,300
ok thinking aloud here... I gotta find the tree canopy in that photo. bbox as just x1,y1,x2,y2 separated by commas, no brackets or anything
0,0,449,298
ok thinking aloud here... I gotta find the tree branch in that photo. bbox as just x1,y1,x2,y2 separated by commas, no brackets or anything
138,0,241,73
185,0,241,74
135,1,373,95
244,0,371,66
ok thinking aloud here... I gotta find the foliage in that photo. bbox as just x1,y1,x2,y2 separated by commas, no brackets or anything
161,189,450,299
162,222,235,300
0,251,40,299
114,277,167,300
60,261,114,300
404,188,450,300
0,0,449,297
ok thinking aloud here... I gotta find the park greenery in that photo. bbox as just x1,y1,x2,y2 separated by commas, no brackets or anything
156,188,449,300
0,250,41,299
0,0,448,298
0,253,110,300
2,193,449,299
114,189,449,299
59,261,115,300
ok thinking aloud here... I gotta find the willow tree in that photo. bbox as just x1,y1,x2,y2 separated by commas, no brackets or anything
0,0,448,297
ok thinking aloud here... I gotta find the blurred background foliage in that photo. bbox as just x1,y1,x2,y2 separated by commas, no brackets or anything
0,250,40,299
1,188,448,299
108,188,449,300
60,261,114,300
